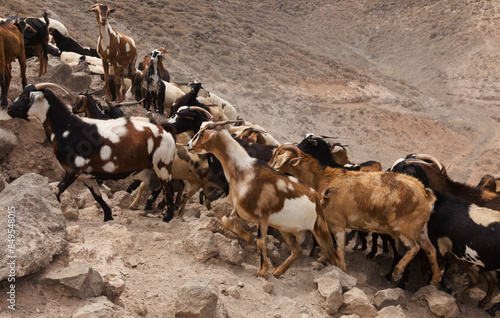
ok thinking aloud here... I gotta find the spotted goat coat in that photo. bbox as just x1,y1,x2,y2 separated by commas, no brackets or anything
7,84,176,222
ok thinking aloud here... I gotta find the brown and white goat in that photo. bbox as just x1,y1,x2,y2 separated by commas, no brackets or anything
269,145,441,285
0,21,27,107
88,3,137,102
187,121,342,277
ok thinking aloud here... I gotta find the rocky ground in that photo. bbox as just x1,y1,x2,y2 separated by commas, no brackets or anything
1,0,500,317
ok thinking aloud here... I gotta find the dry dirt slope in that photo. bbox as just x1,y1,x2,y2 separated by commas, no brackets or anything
0,0,499,317
3,0,499,181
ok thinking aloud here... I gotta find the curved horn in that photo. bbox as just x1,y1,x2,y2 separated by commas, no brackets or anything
87,4,99,12
188,106,213,120
280,144,303,158
205,120,244,129
413,154,444,170
319,135,338,139
106,98,144,107
35,83,70,95
280,144,305,166
404,158,434,167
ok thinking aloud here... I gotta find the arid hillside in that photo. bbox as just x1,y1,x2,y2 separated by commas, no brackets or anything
1,1,500,317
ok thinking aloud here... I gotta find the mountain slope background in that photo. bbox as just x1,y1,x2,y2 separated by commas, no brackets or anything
1,1,500,317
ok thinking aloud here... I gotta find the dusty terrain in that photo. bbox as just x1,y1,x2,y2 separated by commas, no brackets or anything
0,0,500,317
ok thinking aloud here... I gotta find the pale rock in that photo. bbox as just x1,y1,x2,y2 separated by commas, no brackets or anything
126,299,148,316
266,236,283,265
0,128,18,160
0,174,7,192
413,285,458,318
68,239,116,265
226,286,241,299
216,301,229,318
315,272,343,314
341,287,377,318
317,266,357,292
263,282,274,294
126,255,145,268
340,315,360,318
214,233,244,265
111,190,133,209
101,223,135,253
60,191,79,220
103,274,125,303
153,232,166,241
193,215,223,233
41,262,103,299
175,276,219,318
67,226,85,243
72,296,117,318
0,173,67,280
183,230,219,262
375,305,407,318
373,288,406,309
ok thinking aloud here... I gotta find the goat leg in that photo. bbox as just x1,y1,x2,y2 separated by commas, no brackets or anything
55,170,79,201
272,231,302,277
161,180,175,222
81,178,113,221
255,220,270,277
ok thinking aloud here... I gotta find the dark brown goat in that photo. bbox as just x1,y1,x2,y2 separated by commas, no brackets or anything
403,154,500,211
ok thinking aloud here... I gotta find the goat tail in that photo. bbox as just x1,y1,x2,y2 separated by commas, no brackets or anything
43,11,49,28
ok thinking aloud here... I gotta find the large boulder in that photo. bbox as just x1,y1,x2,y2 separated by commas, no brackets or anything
0,173,67,281
40,262,103,299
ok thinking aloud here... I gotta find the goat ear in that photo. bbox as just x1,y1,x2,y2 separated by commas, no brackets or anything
29,91,45,104
198,130,214,145
108,9,116,15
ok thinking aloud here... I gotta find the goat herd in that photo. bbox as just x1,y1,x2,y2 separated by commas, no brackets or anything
2,3,500,316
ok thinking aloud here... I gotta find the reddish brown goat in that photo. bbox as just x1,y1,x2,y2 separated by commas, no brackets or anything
269,145,441,286
0,22,27,107
88,3,137,102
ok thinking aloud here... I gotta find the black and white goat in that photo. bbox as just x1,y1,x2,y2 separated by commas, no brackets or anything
7,83,177,222
389,154,500,307
141,48,166,113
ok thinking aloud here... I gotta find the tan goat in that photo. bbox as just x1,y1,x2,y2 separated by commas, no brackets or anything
268,144,441,285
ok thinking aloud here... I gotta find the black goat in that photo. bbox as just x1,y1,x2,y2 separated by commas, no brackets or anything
50,28,99,57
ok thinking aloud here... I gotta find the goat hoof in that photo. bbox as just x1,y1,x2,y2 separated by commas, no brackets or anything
367,252,376,260
316,255,328,265
104,216,114,222
272,269,284,278
255,271,268,278
162,214,173,222
384,272,392,281
392,273,403,282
